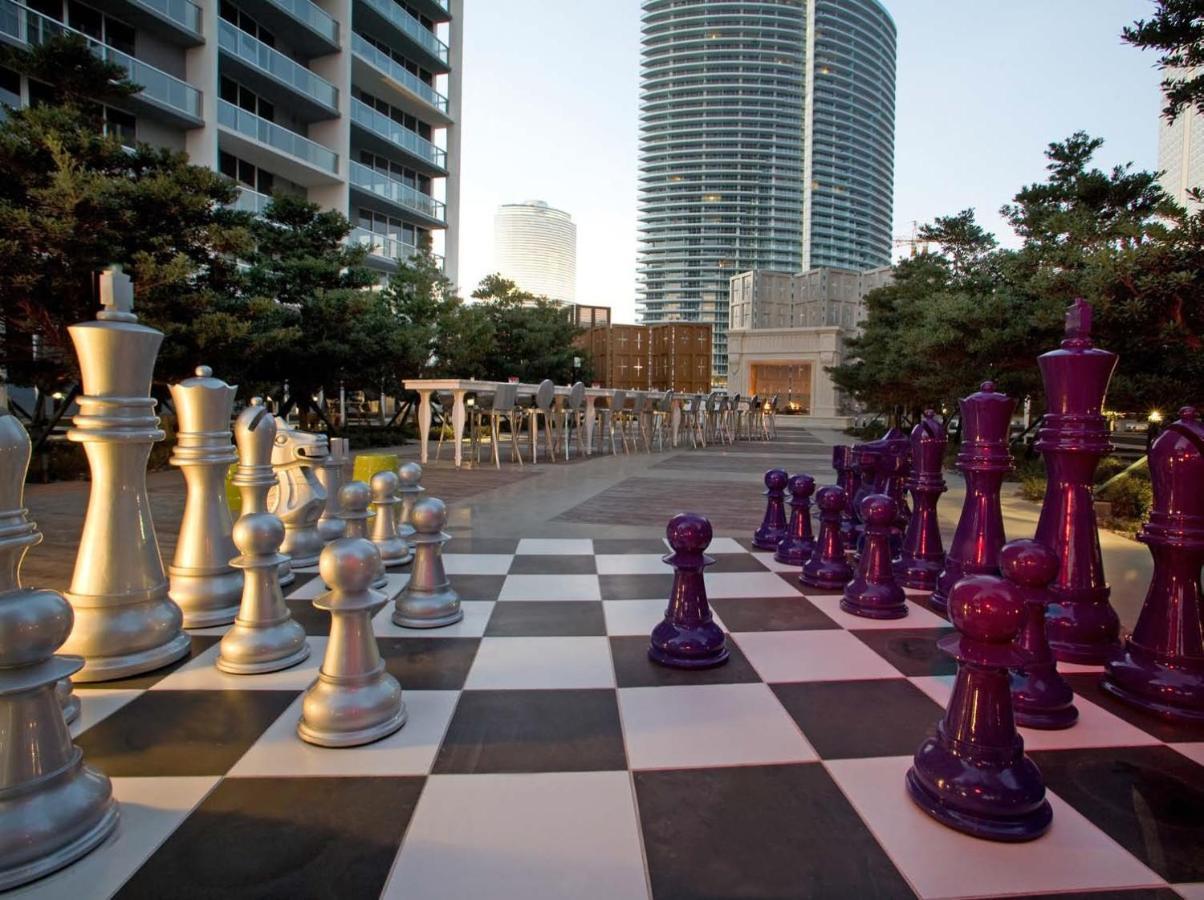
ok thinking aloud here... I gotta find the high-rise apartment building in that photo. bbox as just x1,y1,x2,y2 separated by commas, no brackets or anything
0,0,461,279
637,0,895,385
1157,87,1204,211
494,199,577,304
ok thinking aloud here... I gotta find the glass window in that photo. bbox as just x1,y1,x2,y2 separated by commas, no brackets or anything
67,1,102,39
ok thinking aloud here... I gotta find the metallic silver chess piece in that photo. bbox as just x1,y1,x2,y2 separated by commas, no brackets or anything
395,461,424,544
217,513,310,674
392,497,463,629
233,399,293,587
297,537,406,747
56,677,80,724
268,418,328,568
168,366,242,628
0,411,118,891
369,470,410,567
61,266,190,680
338,481,388,589
316,437,351,543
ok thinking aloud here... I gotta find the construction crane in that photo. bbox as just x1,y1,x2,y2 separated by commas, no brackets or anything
892,220,934,258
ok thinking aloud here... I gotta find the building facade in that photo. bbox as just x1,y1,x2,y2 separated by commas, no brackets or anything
637,0,895,386
576,322,711,393
0,0,461,279
494,199,577,304
1157,90,1204,211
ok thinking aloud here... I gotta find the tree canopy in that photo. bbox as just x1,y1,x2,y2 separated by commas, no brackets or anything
1122,0,1204,122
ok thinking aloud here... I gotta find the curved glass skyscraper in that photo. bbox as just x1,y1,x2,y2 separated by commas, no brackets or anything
637,0,895,384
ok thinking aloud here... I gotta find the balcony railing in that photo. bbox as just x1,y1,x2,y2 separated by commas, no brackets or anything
219,19,337,110
357,0,447,66
0,0,201,119
218,99,338,173
349,225,416,261
351,98,445,169
350,161,444,221
133,0,201,35
351,33,447,115
264,0,338,45
228,186,272,215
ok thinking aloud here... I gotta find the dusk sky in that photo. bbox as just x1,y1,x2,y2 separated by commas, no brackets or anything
455,0,1165,322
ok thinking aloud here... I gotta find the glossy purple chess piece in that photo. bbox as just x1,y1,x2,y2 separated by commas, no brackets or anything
775,474,815,565
849,446,881,552
649,512,728,669
931,382,1015,615
752,468,789,550
874,450,910,558
905,574,1053,842
895,411,947,591
802,486,854,589
842,494,907,619
1037,299,1122,664
1004,539,1078,730
1103,407,1204,721
833,445,860,549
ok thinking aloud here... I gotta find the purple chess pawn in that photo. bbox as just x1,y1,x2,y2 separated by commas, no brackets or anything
752,468,790,550
906,574,1053,842
833,445,859,549
842,494,908,619
895,410,948,591
1103,407,1204,721
1004,539,1079,730
802,486,854,590
649,512,728,669
775,474,816,565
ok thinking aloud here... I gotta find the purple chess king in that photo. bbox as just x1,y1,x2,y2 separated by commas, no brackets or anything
1103,407,1204,721
802,486,854,590
906,574,1053,842
752,468,789,550
649,512,728,669
895,411,948,591
931,382,1016,615
1036,299,1122,664
775,474,816,566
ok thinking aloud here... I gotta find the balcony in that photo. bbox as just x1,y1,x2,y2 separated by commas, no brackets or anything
351,98,446,174
228,186,272,216
0,0,202,125
254,0,339,56
217,99,338,185
349,161,445,225
218,19,338,120
350,33,451,124
355,0,449,72
349,225,418,271
406,0,450,24
85,0,202,46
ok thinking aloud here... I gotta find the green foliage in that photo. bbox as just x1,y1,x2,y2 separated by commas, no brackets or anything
1122,0,1204,122
469,275,585,383
1094,455,1136,485
1098,475,1154,521
1018,474,1047,503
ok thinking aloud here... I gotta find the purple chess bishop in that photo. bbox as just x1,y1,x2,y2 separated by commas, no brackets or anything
802,486,854,590
895,411,948,591
1004,539,1079,730
906,574,1053,842
752,468,789,550
832,445,860,549
1103,407,1204,721
931,382,1016,615
775,474,816,565
649,512,728,669
1036,299,1122,664
842,494,908,619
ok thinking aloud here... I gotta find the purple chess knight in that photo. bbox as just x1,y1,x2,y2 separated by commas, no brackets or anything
802,486,854,589
1103,407,1204,721
649,512,728,669
1036,299,1122,664
895,411,948,591
906,574,1053,842
931,382,1016,615
752,468,789,550
775,474,815,565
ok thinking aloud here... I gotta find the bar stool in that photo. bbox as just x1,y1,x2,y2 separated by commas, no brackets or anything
685,394,706,449
560,381,586,459
623,391,648,452
652,389,674,451
482,382,523,468
524,378,558,463
766,393,780,439
600,389,629,454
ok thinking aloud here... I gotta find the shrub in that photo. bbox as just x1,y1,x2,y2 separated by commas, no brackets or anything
1098,475,1153,522
1018,473,1046,502
1094,456,1132,485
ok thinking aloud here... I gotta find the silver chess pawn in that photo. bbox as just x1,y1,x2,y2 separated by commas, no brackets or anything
370,470,410,567
61,266,190,680
233,399,293,587
269,418,328,568
393,497,463,629
395,461,425,544
338,481,388,589
316,437,350,543
217,513,310,674
0,411,118,891
297,537,406,747
168,366,242,628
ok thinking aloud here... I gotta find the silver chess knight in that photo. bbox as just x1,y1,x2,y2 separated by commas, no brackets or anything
61,266,190,680
217,513,310,674
168,366,242,628
393,497,463,629
234,399,293,587
0,411,118,891
268,418,328,567
337,480,388,589
370,470,410,566
395,461,424,544
316,437,351,542
297,537,406,747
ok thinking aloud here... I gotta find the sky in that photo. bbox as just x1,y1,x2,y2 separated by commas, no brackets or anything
454,0,1165,323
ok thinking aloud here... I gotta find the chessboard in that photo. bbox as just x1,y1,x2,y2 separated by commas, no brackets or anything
17,537,1204,900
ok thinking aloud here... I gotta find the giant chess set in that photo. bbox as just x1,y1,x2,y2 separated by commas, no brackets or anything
1,272,1201,898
